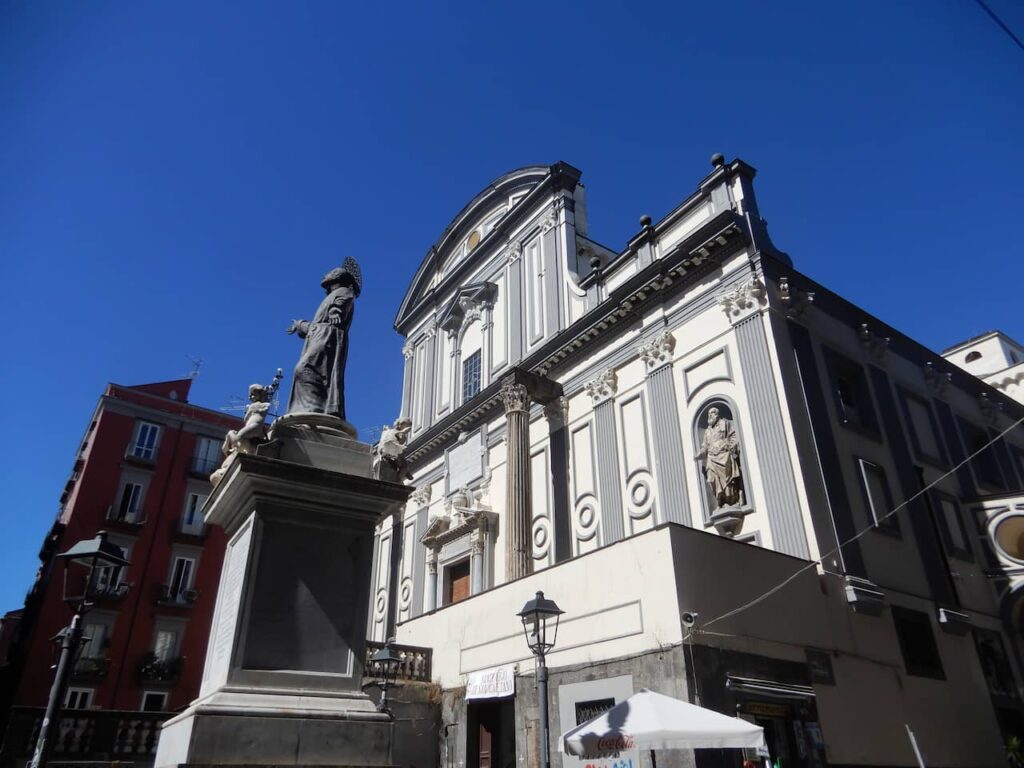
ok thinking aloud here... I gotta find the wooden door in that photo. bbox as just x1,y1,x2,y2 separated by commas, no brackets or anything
478,713,494,768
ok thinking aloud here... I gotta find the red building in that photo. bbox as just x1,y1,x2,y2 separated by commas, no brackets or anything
0,379,240,736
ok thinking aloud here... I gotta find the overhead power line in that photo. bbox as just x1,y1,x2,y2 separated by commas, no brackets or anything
702,411,1024,630
974,0,1024,54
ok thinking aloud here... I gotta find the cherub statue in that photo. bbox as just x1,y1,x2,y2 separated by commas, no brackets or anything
372,417,413,481
211,370,282,486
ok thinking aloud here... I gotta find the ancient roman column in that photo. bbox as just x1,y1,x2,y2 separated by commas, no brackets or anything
500,377,532,580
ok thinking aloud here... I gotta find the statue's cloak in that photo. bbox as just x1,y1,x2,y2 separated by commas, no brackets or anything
286,286,354,420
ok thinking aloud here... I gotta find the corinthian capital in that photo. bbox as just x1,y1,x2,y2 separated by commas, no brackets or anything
585,368,618,405
638,330,676,371
499,379,530,414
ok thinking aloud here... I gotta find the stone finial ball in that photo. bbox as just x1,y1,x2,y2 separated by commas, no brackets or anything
639,214,652,228
710,152,726,168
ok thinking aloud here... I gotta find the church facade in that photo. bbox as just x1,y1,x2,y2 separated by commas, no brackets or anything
372,157,1024,768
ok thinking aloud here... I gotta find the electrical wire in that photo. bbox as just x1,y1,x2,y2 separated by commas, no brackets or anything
702,411,1024,629
974,0,1024,54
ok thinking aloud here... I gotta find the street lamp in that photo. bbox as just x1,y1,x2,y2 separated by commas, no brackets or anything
29,532,129,768
370,640,403,718
517,591,563,768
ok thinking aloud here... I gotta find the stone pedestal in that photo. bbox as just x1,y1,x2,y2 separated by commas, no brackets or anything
155,430,411,768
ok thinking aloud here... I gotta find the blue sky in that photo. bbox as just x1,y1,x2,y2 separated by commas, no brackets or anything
1,1,1022,612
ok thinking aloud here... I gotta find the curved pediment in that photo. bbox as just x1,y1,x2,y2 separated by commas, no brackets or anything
395,163,578,333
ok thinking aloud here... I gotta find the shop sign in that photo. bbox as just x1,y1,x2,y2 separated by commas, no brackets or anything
741,701,790,718
466,665,515,700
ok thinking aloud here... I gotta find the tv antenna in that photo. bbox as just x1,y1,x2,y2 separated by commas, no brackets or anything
186,355,204,380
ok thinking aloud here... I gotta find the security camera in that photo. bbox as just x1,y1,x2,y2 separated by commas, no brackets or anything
681,611,699,628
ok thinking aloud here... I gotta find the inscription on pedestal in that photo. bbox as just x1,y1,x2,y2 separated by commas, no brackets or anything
202,518,253,694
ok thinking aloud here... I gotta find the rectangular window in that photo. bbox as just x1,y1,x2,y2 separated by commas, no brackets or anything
167,557,195,601
443,559,471,606
899,389,945,465
141,691,168,712
65,688,93,709
892,606,945,679
94,543,129,596
131,422,161,460
462,350,482,403
115,482,145,523
974,629,1018,700
931,491,971,560
823,349,879,434
193,437,221,474
153,629,179,661
182,492,207,533
80,622,108,659
856,458,899,533
958,418,1005,490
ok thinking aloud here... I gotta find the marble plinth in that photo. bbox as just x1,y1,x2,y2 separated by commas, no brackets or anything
154,436,410,768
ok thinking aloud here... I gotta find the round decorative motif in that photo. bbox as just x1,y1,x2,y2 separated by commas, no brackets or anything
994,514,1024,562
467,230,481,252
399,578,413,610
626,471,654,520
574,494,600,541
532,516,552,558
373,589,388,621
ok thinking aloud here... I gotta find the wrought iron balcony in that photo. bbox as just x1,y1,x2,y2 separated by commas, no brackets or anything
137,653,182,683
71,655,111,681
364,640,432,682
156,584,198,606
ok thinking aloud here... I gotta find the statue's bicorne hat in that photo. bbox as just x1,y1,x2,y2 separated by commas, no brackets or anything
321,257,362,296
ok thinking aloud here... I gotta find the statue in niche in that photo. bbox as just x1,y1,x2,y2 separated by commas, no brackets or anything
285,258,361,422
696,405,745,509
372,417,413,481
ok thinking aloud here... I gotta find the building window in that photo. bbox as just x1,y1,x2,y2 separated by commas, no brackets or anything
165,557,196,603
153,628,179,662
113,482,145,523
141,691,168,712
892,606,945,679
931,491,971,560
182,492,207,534
443,558,471,606
80,622,109,660
898,389,945,466
94,543,129,597
65,688,93,709
856,458,899,533
192,436,221,474
824,349,879,434
974,629,1018,700
958,419,1005,490
965,351,982,363
462,350,482,403
130,421,161,461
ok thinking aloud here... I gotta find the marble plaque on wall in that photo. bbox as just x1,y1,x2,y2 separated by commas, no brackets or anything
201,516,254,696
446,430,483,493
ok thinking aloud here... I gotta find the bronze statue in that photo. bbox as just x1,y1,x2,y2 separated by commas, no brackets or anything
286,259,361,421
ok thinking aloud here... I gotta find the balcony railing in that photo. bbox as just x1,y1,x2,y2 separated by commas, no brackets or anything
105,505,145,527
156,584,198,607
364,641,432,682
71,656,111,681
87,581,130,602
178,518,207,538
0,706,167,764
137,653,182,683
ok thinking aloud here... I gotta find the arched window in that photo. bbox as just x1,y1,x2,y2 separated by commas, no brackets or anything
966,351,982,363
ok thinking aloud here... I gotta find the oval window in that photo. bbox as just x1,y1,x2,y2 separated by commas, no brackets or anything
994,515,1024,561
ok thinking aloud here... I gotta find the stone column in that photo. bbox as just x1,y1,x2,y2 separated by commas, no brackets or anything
470,530,485,595
425,552,438,612
501,377,532,581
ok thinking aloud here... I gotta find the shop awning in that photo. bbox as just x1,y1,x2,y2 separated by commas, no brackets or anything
559,688,765,756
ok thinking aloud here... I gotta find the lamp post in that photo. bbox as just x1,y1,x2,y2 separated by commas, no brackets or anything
370,640,403,718
29,532,130,768
517,591,563,768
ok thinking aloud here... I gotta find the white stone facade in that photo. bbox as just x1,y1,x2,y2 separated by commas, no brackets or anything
372,158,1024,768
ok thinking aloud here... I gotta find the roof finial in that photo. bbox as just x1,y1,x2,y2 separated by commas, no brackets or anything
710,152,726,168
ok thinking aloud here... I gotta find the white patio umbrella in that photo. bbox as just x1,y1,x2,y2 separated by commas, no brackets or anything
560,689,765,760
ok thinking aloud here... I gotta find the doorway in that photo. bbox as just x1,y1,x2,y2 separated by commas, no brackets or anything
467,699,515,768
